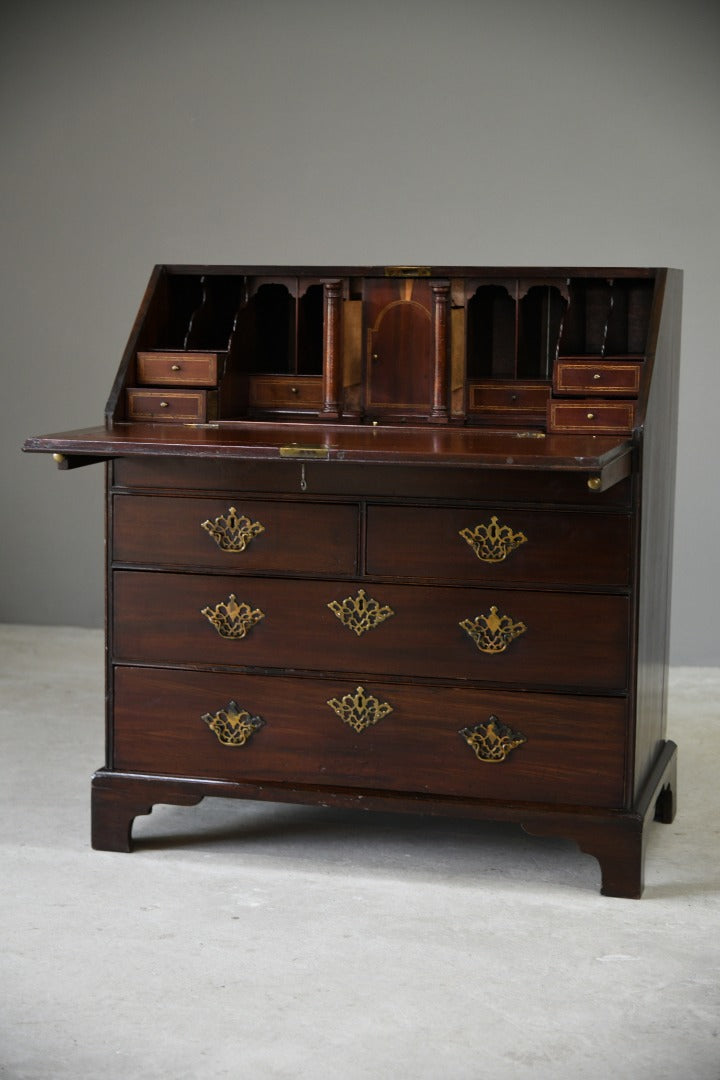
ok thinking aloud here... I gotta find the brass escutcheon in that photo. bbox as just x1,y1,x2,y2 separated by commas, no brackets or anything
327,589,395,636
202,701,265,747
201,594,265,639
460,606,527,654
459,716,527,763
459,516,528,563
201,507,265,552
326,686,394,734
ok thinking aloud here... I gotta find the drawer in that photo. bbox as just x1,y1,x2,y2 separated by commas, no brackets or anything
113,495,359,575
553,360,642,396
547,401,636,434
248,375,323,410
113,572,630,691
113,666,627,808
136,351,218,387
366,505,631,587
468,381,550,415
126,388,217,422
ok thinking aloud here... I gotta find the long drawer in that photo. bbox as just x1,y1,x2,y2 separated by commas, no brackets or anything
366,505,631,587
113,666,627,808
113,495,359,575
112,571,630,691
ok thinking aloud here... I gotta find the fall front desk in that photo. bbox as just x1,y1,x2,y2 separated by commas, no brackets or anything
24,265,682,897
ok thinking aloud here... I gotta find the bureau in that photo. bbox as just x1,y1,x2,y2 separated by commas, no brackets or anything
24,265,681,897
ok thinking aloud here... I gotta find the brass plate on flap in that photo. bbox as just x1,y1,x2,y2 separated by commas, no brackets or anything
384,266,432,277
279,445,330,460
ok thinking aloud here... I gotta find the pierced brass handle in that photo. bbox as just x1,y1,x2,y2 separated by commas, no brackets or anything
460,716,527,763
201,594,265,639
202,701,265,746
459,516,527,564
460,606,526,654
326,686,394,733
327,589,394,636
201,507,265,552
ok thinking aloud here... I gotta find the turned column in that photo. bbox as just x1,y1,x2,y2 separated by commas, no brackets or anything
431,282,450,422
322,280,343,418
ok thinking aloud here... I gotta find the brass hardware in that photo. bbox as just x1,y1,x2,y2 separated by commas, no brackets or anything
279,445,330,460
460,606,527,654
290,386,299,394
587,476,602,491
326,686,394,733
201,594,265,639
52,453,66,464
202,701,264,747
171,363,181,371
460,516,528,564
384,266,432,277
514,431,546,439
327,588,395,636
160,400,169,408
201,506,265,552
593,372,601,380
587,412,595,419
459,715,527,763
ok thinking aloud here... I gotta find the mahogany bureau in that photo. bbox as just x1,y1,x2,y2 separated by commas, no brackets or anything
24,265,681,897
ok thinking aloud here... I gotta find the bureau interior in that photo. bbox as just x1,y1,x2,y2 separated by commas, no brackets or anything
111,267,658,429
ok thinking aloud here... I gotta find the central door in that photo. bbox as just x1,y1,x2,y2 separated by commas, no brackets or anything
364,279,433,418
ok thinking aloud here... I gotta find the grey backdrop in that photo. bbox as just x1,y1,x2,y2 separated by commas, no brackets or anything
2,0,718,663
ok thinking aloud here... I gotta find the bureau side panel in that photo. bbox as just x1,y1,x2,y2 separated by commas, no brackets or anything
633,270,682,797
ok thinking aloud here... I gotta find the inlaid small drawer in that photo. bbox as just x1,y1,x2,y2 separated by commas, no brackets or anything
248,375,323,410
136,351,219,387
113,495,359,575
113,666,627,808
468,381,550,415
553,361,642,396
126,388,217,422
547,401,636,434
112,572,630,692
366,505,631,587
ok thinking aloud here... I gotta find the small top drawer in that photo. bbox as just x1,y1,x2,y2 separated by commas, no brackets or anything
248,375,323,411
136,351,219,387
553,361,642,396
365,505,631,587
468,381,550,415
113,495,359,576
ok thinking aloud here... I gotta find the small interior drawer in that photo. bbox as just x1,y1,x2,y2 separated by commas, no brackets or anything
553,361,642,396
468,381,550,414
136,351,219,387
248,375,323,410
126,388,216,422
547,400,636,434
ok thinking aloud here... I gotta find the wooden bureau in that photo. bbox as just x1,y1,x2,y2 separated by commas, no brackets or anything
24,265,681,897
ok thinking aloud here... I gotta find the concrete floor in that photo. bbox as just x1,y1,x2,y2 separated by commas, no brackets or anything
1,623,719,1080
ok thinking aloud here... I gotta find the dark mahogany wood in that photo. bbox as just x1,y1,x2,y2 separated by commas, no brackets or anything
23,266,681,896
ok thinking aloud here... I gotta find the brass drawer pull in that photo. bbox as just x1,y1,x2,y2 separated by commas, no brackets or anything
326,686,394,733
459,715,527,762
201,594,265,639
459,516,528,563
202,701,265,747
327,588,394,636
201,507,265,552
460,605,527,654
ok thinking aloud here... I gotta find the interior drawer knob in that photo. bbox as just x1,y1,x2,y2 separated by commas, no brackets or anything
459,516,528,563
459,715,527,763
200,593,265,639
460,605,527,654
201,700,265,747
326,686,394,734
200,506,265,552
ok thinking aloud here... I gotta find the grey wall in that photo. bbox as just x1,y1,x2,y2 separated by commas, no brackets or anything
2,0,719,663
